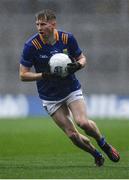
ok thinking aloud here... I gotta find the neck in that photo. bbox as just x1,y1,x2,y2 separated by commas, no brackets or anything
47,32,55,44
40,29,57,45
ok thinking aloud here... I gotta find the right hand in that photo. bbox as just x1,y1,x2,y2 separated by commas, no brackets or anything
42,64,52,78
42,71,62,79
42,64,63,79
42,72,51,78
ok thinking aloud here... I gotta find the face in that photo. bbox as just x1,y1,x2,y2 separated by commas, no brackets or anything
36,18,56,39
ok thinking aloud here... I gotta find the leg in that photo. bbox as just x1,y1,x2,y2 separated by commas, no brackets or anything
68,99,120,162
68,99,102,141
51,103,104,166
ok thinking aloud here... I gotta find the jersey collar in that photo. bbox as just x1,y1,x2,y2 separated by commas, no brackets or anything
39,29,59,45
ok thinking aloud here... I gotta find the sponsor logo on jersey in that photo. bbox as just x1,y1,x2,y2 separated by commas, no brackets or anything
39,55,48,59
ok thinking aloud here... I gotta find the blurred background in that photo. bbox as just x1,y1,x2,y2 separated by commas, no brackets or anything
0,0,129,118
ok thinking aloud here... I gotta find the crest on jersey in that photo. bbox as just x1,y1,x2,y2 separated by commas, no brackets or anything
63,48,68,55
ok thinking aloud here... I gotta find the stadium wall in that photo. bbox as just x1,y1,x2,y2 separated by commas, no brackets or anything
0,94,129,119
0,0,129,96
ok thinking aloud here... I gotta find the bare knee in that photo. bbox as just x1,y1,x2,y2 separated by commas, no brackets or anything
76,117,89,129
66,130,79,140
67,130,91,151
64,129,80,144
67,131,83,147
77,119,95,132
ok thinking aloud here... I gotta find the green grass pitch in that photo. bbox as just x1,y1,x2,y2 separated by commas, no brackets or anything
0,117,129,179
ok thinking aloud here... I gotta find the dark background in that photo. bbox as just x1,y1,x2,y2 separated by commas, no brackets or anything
0,0,128,95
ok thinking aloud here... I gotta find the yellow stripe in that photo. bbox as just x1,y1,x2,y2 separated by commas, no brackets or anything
55,31,59,41
62,33,65,44
39,34,46,44
35,39,42,49
64,34,66,44
32,39,42,49
33,39,41,49
32,40,39,49
63,34,65,43
65,34,68,44
64,34,67,44
62,33,68,44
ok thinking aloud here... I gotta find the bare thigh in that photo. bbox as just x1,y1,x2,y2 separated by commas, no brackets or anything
68,99,102,140
51,103,78,136
68,99,88,124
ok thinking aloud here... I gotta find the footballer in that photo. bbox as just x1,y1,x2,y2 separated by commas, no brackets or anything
19,9,120,166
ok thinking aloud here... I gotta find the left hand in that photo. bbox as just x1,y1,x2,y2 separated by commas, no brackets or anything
67,61,82,74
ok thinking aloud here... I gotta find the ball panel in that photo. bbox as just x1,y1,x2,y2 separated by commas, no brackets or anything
49,53,71,77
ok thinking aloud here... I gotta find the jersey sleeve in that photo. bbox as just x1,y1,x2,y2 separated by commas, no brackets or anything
68,33,82,59
20,43,35,68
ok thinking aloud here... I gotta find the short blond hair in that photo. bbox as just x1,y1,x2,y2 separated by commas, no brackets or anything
35,9,56,21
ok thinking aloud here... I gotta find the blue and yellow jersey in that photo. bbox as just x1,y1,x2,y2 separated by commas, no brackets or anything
20,30,82,100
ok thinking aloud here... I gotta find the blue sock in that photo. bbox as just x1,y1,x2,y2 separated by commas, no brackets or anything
94,149,102,158
98,136,106,147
